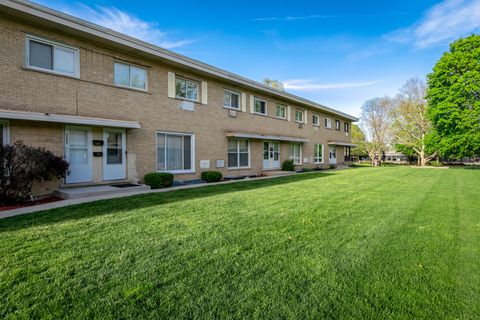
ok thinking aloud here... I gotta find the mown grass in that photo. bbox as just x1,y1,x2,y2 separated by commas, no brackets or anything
1,167,479,319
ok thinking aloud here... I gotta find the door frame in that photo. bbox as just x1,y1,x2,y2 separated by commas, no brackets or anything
64,125,93,184
329,145,337,164
263,141,280,169
102,128,127,181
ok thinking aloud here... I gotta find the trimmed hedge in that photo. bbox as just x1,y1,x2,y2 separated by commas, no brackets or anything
201,171,223,183
282,160,295,171
144,172,174,189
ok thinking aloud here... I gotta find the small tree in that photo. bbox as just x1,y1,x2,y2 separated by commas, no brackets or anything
351,124,368,161
0,141,69,204
360,97,392,166
263,78,285,91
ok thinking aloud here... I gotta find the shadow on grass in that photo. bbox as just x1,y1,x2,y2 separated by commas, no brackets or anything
448,165,480,170
0,171,335,231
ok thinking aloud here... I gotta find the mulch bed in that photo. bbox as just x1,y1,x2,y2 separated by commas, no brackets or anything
0,196,63,211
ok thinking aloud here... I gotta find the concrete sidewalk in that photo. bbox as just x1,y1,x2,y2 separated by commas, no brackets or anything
0,172,300,220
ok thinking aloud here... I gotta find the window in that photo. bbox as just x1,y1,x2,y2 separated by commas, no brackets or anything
224,90,240,109
344,122,349,132
176,77,198,101
325,118,332,128
157,132,194,173
254,97,267,115
344,146,351,161
276,105,286,119
288,143,302,165
0,121,9,146
314,144,324,164
335,120,341,131
114,62,147,90
295,110,304,123
228,139,250,168
312,114,320,126
26,35,80,77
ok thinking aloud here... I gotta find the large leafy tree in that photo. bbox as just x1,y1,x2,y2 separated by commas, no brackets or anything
390,78,436,166
427,35,480,158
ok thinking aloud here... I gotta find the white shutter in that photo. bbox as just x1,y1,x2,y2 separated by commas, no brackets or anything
201,81,208,104
287,106,291,121
304,110,308,124
167,72,175,98
250,95,255,113
241,93,247,112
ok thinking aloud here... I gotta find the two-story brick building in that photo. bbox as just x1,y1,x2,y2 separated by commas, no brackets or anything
0,0,358,196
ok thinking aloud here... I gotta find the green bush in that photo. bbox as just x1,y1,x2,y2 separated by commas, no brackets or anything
201,171,223,183
282,160,295,171
428,160,443,167
144,172,174,189
329,164,337,170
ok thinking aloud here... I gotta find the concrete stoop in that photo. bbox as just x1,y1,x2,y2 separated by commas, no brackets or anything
55,184,150,199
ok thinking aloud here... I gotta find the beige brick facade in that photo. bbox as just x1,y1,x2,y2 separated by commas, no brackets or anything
0,12,355,195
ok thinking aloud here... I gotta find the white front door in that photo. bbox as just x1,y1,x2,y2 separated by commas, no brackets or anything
103,128,126,181
65,126,93,184
329,145,337,164
263,141,280,169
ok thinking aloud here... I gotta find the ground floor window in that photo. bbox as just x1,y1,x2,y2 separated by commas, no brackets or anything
344,146,351,161
288,143,302,165
157,132,194,173
0,121,9,146
228,139,250,168
314,144,324,164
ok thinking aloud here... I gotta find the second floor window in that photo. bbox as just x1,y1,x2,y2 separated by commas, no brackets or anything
295,110,304,123
176,77,198,101
26,35,80,77
325,118,332,129
344,122,349,132
335,120,341,130
312,114,320,126
254,97,267,115
114,62,147,90
276,105,286,119
224,90,240,109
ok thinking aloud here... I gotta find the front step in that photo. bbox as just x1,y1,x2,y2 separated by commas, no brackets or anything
55,184,150,200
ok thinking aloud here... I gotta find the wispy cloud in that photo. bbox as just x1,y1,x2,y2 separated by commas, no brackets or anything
253,12,407,22
283,79,383,90
386,0,480,48
52,3,196,49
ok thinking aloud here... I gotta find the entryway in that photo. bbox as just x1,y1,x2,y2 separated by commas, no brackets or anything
263,141,280,169
65,126,93,184
103,128,126,181
329,145,337,164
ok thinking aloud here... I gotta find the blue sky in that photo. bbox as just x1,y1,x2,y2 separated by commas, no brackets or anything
34,0,480,117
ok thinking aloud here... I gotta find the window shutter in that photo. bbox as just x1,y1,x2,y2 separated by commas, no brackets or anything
304,110,308,124
201,81,208,104
241,93,247,112
167,72,175,98
250,95,255,113
287,106,291,121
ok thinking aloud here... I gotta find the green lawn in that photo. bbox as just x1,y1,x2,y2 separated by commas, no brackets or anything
1,167,479,319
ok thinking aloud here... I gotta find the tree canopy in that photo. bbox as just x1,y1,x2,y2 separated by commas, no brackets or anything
427,35,480,158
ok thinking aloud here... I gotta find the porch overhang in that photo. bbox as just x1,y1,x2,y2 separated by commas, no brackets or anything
0,109,141,129
226,131,309,143
328,141,357,147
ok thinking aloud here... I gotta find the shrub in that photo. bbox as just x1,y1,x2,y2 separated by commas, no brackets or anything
428,160,443,167
201,171,222,183
329,164,337,170
282,160,295,171
0,141,69,204
144,172,174,189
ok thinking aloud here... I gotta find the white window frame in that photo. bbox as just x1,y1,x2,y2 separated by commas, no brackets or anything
288,143,302,165
335,119,341,131
295,109,304,123
344,122,349,132
254,97,267,115
0,120,10,146
228,138,251,169
25,35,80,78
325,118,332,129
114,61,148,91
314,144,324,164
156,131,195,174
276,105,287,119
312,114,320,126
176,77,199,102
223,89,241,110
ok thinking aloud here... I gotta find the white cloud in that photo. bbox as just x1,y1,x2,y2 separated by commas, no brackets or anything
387,0,480,48
252,14,331,22
54,3,196,49
283,79,383,90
